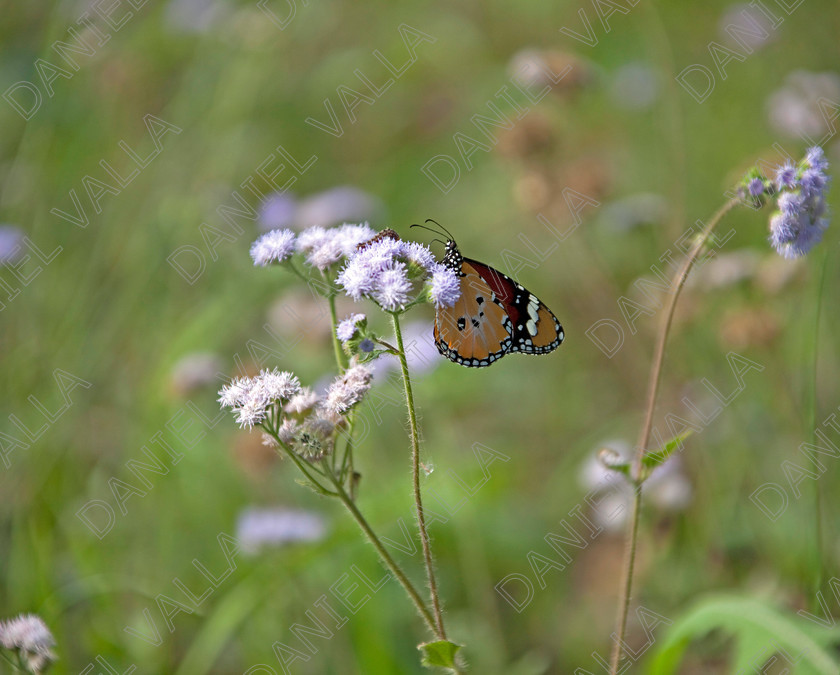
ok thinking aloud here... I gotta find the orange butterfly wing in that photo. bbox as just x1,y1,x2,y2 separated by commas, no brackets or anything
434,262,513,367
433,241,564,368
462,258,563,356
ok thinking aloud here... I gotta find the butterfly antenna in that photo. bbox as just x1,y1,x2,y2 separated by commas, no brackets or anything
424,218,455,242
409,223,446,248
411,223,445,239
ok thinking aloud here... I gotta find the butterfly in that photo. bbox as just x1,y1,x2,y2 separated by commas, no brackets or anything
412,220,564,368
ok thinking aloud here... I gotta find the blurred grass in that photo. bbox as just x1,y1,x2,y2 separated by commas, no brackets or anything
2,0,840,672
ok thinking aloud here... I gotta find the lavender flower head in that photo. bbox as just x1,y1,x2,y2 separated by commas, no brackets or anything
429,263,461,308
259,369,301,401
747,177,765,197
806,146,829,171
0,225,24,265
374,264,413,311
768,146,831,259
0,613,57,673
336,233,461,312
775,163,797,190
250,229,296,266
336,313,366,343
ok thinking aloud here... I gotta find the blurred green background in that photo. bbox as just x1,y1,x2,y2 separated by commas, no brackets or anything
2,0,840,672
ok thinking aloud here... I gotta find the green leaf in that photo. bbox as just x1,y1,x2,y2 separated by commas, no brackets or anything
605,461,632,478
642,430,693,470
646,594,840,675
419,640,463,670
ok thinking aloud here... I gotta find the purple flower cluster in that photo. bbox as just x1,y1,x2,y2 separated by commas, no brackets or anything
249,223,376,270
336,235,461,311
296,223,375,270
747,177,765,197
429,264,461,308
0,225,23,265
218,369,301,428
769,146,831,259
236,507,327,554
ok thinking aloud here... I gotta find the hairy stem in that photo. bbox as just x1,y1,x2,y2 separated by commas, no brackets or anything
609,198,739,674
327,292,349,372
392,312,448,640
328,473,439,635
265,425,437,633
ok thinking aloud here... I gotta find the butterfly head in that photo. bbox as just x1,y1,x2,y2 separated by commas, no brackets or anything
411,220,463,274
440,238,464,275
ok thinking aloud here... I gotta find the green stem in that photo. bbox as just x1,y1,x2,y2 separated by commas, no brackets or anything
264,427,438,634
0,650,20,671
286,259,309,282
392,312,448,640
340,412,358,499
807,252,829,599
327,293,349,372
609,198,739,674
327,473,439,634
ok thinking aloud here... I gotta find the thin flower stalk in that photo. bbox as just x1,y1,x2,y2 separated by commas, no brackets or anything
327,473,440,635
807,252,829,600
326,282,349,372
609,198,739,674
392,312,448,640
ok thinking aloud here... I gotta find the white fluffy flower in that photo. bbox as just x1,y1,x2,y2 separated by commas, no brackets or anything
285,388,320,415
296,224,375,270
336,313,366,343
324,364,373,414
0,613,56,673
250,229,296,266
258,369,301,402
218,377,253,408
218,370,300,429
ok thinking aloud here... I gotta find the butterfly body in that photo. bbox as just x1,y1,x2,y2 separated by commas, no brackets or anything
434,238,564,368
